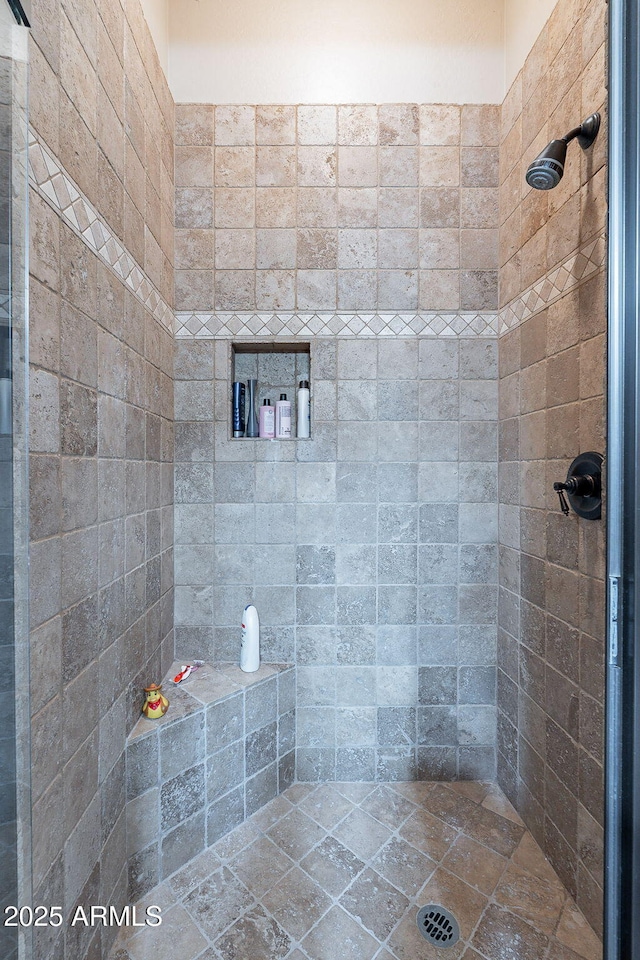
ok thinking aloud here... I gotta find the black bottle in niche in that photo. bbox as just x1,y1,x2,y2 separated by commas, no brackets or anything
245,379,259,438
232,382,245,437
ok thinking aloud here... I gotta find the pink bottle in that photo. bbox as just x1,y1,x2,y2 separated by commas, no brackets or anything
259,398,275,438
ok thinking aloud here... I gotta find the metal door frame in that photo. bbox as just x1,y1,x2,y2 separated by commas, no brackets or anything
606,0,640,955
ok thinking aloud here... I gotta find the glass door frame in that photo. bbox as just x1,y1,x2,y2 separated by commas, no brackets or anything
606,0,640,956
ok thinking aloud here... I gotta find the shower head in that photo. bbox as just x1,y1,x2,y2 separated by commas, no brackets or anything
525,112,601,191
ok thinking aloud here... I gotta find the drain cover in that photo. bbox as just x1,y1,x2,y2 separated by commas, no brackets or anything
416,904,460,947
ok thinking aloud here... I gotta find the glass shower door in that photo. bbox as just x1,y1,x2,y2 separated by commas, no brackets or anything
0,2,30,958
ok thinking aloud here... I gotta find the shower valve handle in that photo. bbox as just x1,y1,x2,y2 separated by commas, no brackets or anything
553,482,571,515
553,476,595,514
552,453,603,520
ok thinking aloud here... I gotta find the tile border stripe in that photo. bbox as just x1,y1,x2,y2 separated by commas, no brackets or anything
498,232,606,335
27,129,174,335
174,312,499,339
26,129,605,341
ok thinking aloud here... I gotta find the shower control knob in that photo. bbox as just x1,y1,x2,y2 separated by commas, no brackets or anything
553,452,603,520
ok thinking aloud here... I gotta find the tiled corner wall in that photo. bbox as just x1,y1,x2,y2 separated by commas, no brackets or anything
172,99,505,787
496,0,607,937
125,663,295,899
174,334,499,783
174,103,499,314
26,0,175,957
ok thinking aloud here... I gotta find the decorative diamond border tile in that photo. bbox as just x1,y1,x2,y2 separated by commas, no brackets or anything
28,129,174,336
28,127,603,344
174,311,500,339
498,232,606,336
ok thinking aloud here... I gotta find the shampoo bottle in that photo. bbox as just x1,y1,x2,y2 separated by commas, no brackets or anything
232,382,245,437
245,379,259,438
240,604,260,672
297,380,310,438
259,398,275,438
275,393,292,438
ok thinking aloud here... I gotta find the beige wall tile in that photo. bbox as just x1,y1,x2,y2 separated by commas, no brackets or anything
460,188,499,229
296,270,337,310
379,146,419,187
97,15,124,121
460,269,498,310
579,335,605,400
297,228,338,270
175,146,214,187
338,146,377,187
255,270,296,310
29,39,61,155
256,105,296,145
256,188,297,227
175,228,215,269
58,92,98,201
420,188,461,229
461,147,499,188
299,146,338,186
461,104,500,147
378,229,419,269
175,270,214,310
298,105,337,144
214,228,256,269
60,10,97,136
97,84,124,181
175,187,216,229
378,270,418,310
337,270,377,309
175,104,214,146
338,105,378,145
215,270,255,309
420,104,461,145
337,229,377,269
338,188,377,227
419,229,460,270
501,75,522,143
214,188,253,228
297,188,338,228
256,229,297,270
378,188,419,228
214,146,255,187
419,269,460,310
215,105,255,145
523,28,549,103
461,230,499,270
379,104,419,145
256,146,296,187
419,147,460,187
521,79,549,154
582,0,607,67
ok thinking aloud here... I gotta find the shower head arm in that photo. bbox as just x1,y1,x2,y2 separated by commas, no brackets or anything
561,125,583,145
562,112,601,150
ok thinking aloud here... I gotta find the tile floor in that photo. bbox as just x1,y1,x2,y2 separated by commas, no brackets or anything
110,780,602,960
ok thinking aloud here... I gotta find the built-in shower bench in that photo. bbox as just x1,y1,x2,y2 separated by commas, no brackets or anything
124,661,295,899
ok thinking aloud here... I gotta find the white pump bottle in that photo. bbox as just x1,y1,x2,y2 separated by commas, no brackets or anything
240,604,260,672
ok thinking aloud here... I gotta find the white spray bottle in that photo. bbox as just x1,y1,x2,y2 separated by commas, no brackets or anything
240,604,260,672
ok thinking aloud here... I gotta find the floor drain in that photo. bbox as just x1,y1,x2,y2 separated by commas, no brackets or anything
416,904,460,947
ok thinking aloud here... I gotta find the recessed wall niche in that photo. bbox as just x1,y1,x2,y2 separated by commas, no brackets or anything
231,341,311,439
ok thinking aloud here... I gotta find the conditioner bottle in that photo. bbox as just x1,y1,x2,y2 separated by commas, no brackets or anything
275,393,292,438
259,398,275,438
240,604,260,672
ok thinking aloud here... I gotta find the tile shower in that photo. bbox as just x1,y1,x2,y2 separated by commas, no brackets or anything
17,0,607,956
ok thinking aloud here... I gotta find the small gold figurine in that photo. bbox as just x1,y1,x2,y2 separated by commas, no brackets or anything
142,682,169,719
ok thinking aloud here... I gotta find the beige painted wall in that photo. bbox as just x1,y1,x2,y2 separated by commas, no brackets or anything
146,0,562,105
140,0,169,72
504,0,558,88
167,0,505,104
